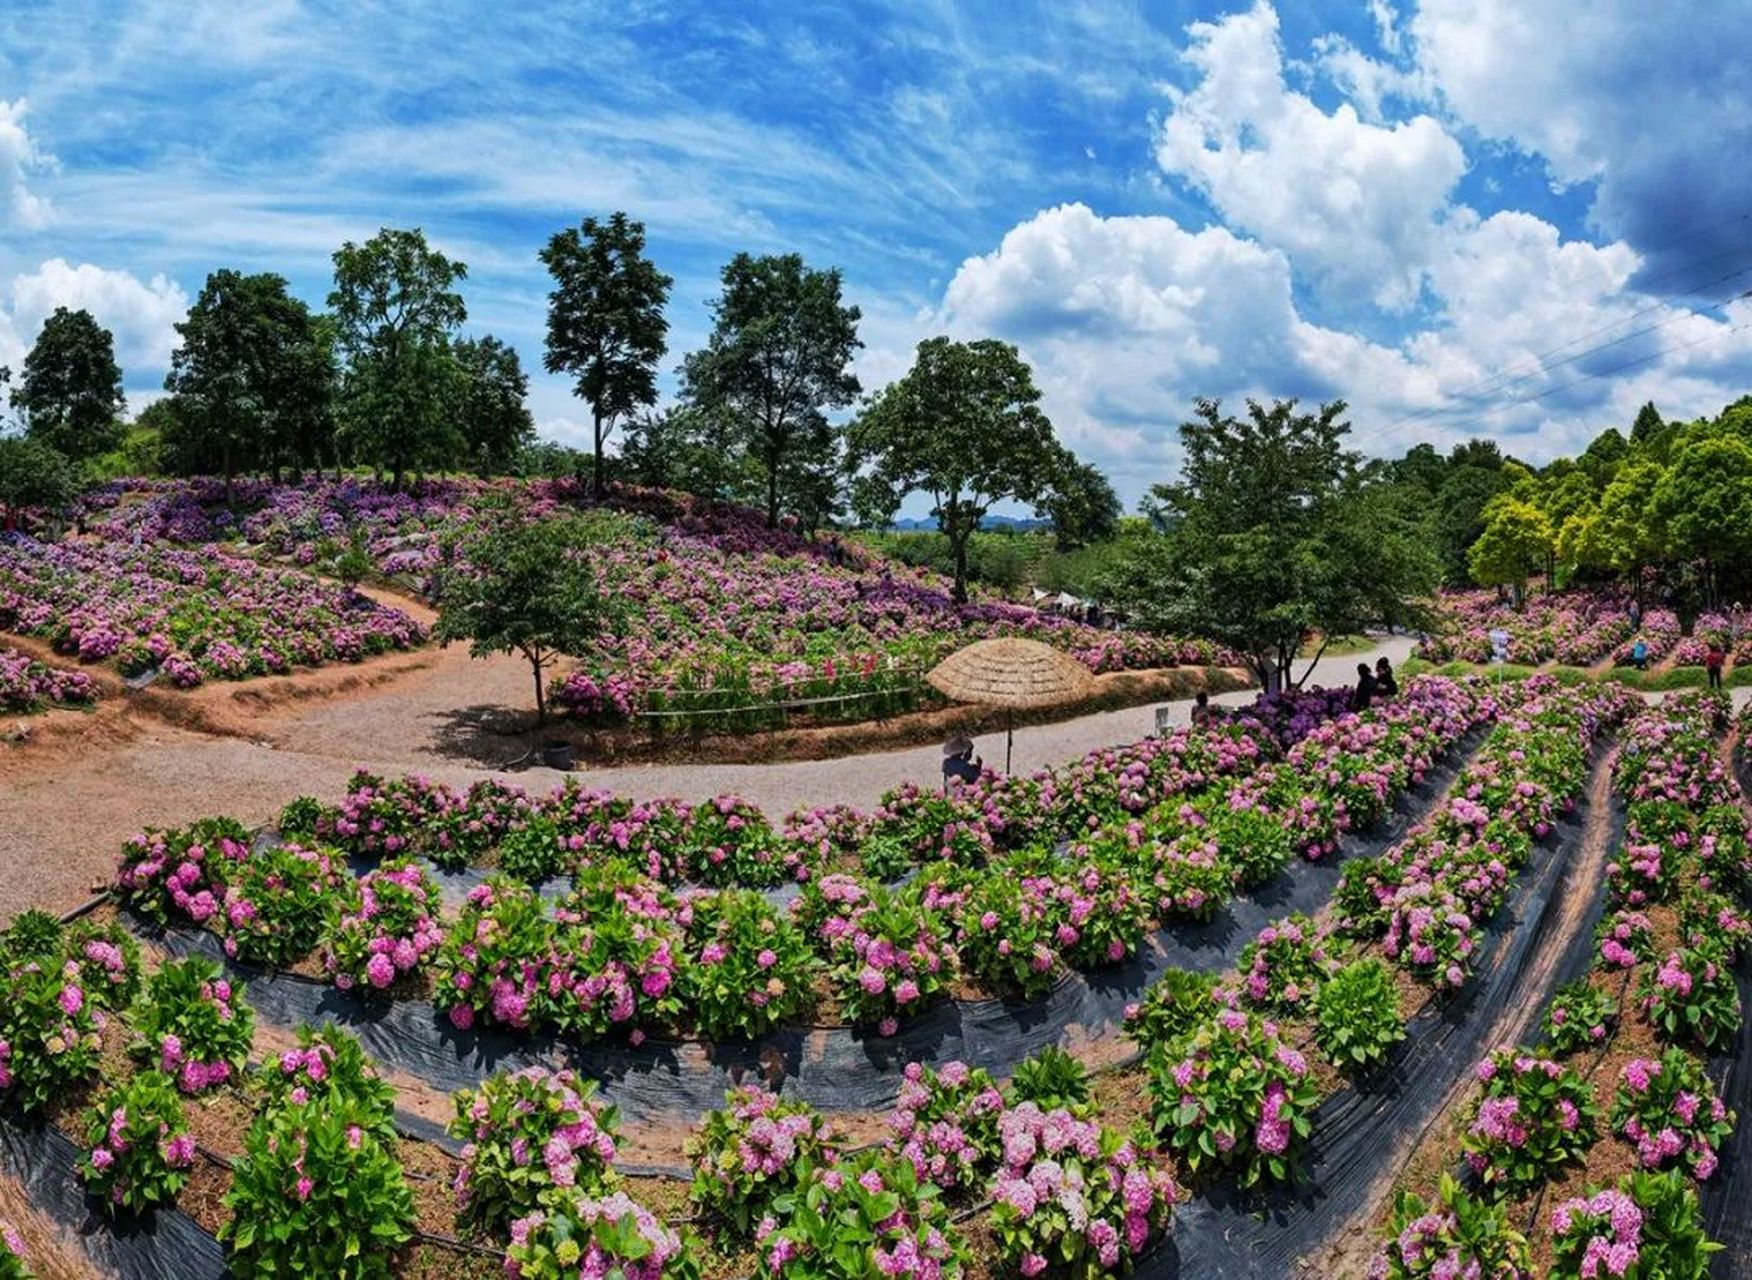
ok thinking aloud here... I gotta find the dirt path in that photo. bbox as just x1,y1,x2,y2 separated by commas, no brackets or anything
0,636,1414,925
1301,745,1623,1278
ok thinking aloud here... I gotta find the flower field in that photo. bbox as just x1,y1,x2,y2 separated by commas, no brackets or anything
68,477,1221,722
0,645,97,713
0,532,427,687
9,674,1752,1279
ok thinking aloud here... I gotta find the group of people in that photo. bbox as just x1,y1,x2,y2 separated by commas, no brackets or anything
1351,656,1398,711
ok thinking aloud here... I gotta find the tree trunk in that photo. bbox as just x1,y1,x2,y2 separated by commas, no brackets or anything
593,411,606,496
951,531,969,605
766,462,780,529
223,443,235,507
532,651,547,726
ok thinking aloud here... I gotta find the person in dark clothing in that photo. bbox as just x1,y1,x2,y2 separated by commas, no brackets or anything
1374,656,1398,698
941,736,982,788
1191,691,1213,727
1707,643,1726,690
1350,662,1376,712
1629,600,1642,630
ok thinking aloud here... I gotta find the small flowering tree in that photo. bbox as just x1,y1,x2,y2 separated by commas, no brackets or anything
450,1068,620,1232
133,957,254,1095
80,1071,197,1215
688,1086,840,1239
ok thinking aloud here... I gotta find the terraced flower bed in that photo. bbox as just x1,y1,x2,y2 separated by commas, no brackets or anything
0,533,427,686
71,477,1223,724
0,644,97,713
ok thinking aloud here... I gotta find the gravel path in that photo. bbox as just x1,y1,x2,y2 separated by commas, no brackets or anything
0,635,1418,923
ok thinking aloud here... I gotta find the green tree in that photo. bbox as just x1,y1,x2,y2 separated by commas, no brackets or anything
433,516,622,725
1433,460,1512,585
681,253,861,528
1042,455,1121,550
1467,495,1554,603
618,404,754,500
454,336,534,475
0,436,78,530
1103,397,1436,691
1653,435,1752,606
13,307,125,462
848,337,1066,602
163,270,334,498
539,212,672,493
1630,400,1664,445
328,227,467,486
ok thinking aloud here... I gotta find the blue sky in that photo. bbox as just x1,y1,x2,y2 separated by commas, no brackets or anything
2,0,1751,508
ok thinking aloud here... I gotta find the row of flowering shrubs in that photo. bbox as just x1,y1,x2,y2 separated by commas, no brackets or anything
1417,587,1636,666
1118,677,1635,1196
0,645,97,713
112,680,1487,1045
0,532,426,686
1371,690,1747,1277
2,885,1189,1279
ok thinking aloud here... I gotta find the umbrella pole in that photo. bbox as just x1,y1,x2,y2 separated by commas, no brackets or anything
1005,709,1014,774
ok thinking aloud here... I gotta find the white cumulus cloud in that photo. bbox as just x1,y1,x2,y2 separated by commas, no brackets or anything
0,99,53,230
8,258,188,373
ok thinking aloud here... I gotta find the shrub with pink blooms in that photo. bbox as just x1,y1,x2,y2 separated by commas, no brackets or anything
1015,853,1153,972
79,1071,196,1216
0,645,97,713
990,1103,1178,1280
260,1024,398,1134
1312,957,1406,1072
937,868,1061,1000
682,890,817,1040
685,796,804,888
219,841,342,967
0,953,103,1113
113,817,252,927
1597,908,1656,969
1639,944,1742,1052
688,1085,841,1239
61,918,143,1012
219,1093,414,1280
1235,913,1332,1014
1147,1008,1319,1187
1609,1049,1734,1180
1123,968,1222,1066
794,876,955,1030
322,856,443,994
133,956,254,1095
1459,1049,1598,1197
550,860,687,1039
0,1219,27,1280
886,1060,1008,1194
1547,1171,1721,1280
754,1150,964,1279
1368,1173,1531,1279
433,876,558,1033
506,1188,699,1280
1542,979,1617,1055
449,1067,620,1232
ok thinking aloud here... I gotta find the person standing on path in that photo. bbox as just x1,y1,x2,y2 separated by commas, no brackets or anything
1707,642,1725,690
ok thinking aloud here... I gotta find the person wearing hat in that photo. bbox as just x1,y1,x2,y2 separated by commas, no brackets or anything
942,736,982,788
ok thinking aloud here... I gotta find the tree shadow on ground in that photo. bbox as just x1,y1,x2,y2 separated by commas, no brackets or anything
426,702,546,768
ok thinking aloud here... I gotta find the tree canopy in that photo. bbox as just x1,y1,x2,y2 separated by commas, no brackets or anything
0,435,79,529
681,253,861,528
539,211,672,492
454,335,535,476
433,516,623,725
1105,397,1437,690
13,307,125,462
848,337,1068,602
328,227,468,486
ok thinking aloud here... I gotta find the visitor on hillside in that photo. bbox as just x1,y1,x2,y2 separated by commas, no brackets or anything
1631,639,1649,671
1629,600,1642,630
1191,691,1213,727
942,736,982,789
1707,642,1726,690
1350,662,1376,713
1374,656,1398,698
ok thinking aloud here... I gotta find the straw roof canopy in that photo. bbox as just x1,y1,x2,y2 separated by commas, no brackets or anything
927,638,1095,709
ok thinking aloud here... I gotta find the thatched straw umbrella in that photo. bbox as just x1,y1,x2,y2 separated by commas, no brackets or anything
927,638,1095,773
